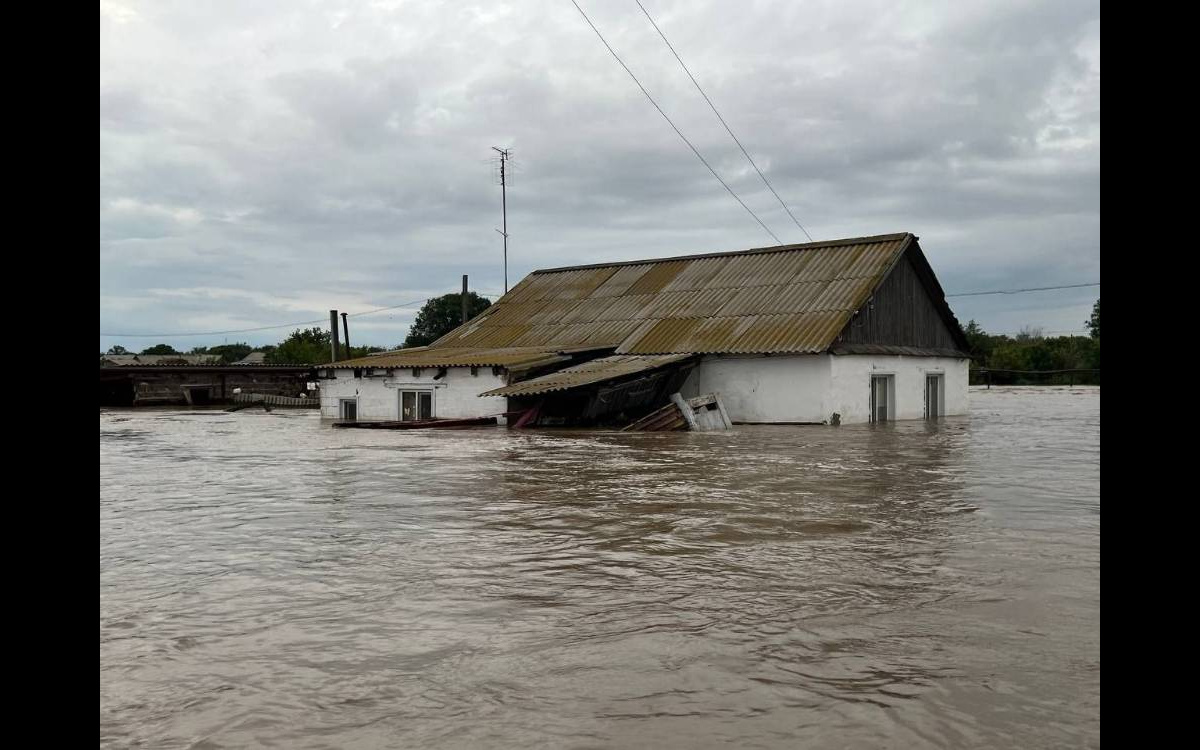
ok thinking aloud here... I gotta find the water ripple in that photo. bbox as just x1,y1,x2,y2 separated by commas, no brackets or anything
101,386,1099,749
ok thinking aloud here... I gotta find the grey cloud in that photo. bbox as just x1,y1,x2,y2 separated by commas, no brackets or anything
101,0,1099,350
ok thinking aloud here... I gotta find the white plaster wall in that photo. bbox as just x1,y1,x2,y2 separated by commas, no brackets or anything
679,353,969,425
680,355,833,423
828,355,969,424
319,367,508,420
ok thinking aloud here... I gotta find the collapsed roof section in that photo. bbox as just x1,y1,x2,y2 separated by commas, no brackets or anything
481,354,696,398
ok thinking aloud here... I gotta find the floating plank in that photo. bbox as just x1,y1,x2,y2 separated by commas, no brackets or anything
621,401,687,431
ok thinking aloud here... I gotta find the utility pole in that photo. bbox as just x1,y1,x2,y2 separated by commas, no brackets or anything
341,312,351,358
329,310,340,363
492,146,510,294
461,274,469,325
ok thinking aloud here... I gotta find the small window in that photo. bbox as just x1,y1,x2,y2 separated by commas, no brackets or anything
400,390,433,421
339,399,358,421
869,375,894,423
925,374,943,420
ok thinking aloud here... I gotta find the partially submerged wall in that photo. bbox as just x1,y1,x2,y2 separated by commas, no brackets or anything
679,353,969,424
827,355,968,423
320,367,508,420
680,355,833,423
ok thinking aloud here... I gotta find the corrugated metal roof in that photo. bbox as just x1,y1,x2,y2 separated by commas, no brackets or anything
331,233,942,377
481,354,695,397
329,346,573,370
432,233,913,355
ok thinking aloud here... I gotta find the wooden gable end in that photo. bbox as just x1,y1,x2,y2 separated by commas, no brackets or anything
832,245,969,356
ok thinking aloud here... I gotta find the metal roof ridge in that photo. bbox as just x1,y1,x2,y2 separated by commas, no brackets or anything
528,233,914,275
488,273,892,304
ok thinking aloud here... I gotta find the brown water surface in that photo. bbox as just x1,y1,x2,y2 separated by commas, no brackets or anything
100,386,1100,748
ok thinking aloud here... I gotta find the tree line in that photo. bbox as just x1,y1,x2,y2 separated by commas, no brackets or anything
963,299,1099,385
103,292,493,365
104,335,388,364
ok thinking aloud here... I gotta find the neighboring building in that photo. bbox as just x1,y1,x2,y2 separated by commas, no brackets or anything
100,358,314,406
99,353,223,367
234,352,268,365
320,233,971,425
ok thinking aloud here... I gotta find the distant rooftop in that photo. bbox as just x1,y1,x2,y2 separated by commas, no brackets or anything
100,353,222,367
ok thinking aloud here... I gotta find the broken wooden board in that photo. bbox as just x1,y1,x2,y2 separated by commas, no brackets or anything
621,392,732,432
231,392,319,408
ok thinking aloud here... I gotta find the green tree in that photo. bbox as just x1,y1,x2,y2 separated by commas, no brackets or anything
1014,326,1044,342
140,344,179,355
962,320,994,362
106,345,128,355
266,327,332,364
1086,298,1100,339
207,343,253,363
402,292,492,348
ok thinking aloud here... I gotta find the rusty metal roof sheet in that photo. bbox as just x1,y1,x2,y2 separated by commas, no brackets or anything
431,233,915,355
480,354,696,398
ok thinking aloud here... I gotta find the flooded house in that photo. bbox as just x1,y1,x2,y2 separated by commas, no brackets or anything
319,232,971,426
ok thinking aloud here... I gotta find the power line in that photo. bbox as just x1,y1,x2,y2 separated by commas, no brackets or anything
567,0,782,244
634,0,813,242
946,282,1099,298
344,299,433,319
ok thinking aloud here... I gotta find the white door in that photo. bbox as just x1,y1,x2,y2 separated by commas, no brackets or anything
870,375,890,423
925,375,941,419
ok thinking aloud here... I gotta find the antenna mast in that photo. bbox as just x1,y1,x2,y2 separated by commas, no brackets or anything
492,146,511,293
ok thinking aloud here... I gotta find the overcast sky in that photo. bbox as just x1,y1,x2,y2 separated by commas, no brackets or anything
100,0,1099,351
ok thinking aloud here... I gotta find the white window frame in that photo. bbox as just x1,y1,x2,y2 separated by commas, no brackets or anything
398,389,435,421
339,398,358,421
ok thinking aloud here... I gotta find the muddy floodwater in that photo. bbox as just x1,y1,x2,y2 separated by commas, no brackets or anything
100,386,1099,749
